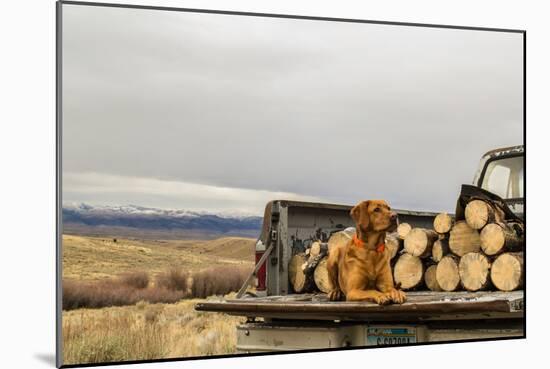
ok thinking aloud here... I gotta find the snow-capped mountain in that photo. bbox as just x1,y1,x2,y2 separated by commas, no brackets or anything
62,203,263,237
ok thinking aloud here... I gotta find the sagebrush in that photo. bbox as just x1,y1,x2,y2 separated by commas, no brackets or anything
191,266,250,298
63,266,251,310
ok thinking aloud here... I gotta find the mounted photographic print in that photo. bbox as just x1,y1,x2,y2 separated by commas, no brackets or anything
56,1,525,367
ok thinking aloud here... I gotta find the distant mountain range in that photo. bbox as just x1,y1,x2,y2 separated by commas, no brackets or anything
62,203,263,239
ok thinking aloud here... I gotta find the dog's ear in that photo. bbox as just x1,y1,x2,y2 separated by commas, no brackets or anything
350,201,370,227
350,204,360,223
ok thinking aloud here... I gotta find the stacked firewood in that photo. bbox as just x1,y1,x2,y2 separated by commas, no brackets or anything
289,228,349,293
288,199,524,294
394,199,524,292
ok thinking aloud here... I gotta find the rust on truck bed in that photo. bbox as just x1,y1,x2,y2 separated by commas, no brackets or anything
195,290,523,321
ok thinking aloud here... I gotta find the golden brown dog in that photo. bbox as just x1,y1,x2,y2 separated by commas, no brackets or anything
327,200,406,304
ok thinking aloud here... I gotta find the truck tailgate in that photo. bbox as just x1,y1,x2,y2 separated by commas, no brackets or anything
195,290,523,321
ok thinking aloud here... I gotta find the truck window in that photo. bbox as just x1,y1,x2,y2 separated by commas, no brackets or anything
481,156,523,199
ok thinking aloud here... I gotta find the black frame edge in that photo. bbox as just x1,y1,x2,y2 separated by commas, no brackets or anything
56,0,64,367
59,0,526,34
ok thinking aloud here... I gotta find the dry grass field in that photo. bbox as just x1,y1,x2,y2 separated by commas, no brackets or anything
63,296,247,365
62,234,256,365
62,234,255,280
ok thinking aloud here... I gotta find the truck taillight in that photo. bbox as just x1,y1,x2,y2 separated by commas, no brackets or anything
255,240,267,291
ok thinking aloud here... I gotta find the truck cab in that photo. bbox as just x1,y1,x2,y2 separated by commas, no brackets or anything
474,145,524,217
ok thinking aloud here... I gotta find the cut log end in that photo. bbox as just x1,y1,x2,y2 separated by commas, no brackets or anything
480,222,524,256
480,223,505,255
397,223,412,240
491,252,524,291
310,241,321,258
313,257,331,293
433,212,453,234
424,264,442,291
449,221,481,257
288,254,314,293
404,228,438,258
458,252,491,291
436,255,461,292
309,241,328,260
432,238,449,263
393,254,424,290
385,232,402,260
465,200,494,230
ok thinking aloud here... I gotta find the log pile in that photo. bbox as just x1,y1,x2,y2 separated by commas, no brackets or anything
428,197,524,292
289,240,331,293
288,198,524,294
430,198,524,292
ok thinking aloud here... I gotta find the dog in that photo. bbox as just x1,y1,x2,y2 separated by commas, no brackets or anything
326,200,406,304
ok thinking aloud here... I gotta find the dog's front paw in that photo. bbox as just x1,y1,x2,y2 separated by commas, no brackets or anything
374,293,391,305
387,289,406,304
328,289,343,301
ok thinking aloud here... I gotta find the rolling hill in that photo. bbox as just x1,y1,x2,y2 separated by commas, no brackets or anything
62,234,255,280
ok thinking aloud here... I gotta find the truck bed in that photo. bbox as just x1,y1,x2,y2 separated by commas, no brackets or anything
195,290,524,321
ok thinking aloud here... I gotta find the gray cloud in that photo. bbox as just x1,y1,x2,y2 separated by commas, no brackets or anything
62,4,523,214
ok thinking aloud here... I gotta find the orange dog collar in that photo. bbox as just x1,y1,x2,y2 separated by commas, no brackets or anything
352,234,385,253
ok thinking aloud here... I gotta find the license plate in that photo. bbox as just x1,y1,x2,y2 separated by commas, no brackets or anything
366,327,417,346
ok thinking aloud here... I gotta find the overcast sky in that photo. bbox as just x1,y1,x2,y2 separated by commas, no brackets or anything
62,4,523,215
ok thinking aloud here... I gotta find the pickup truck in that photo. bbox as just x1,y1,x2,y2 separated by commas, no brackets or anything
195,145,524,352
